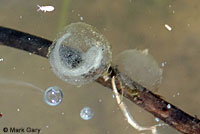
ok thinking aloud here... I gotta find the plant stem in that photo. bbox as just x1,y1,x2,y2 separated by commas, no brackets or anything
0,26,199,134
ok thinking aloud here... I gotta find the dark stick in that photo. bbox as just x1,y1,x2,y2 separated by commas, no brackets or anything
0,26,200,134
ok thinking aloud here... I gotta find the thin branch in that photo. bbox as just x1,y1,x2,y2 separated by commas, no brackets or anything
0,26,200,134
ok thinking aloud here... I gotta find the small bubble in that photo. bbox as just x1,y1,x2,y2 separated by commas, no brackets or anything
80,107,94,120
17,108,20,112
28,38,31,40
44,86,63,106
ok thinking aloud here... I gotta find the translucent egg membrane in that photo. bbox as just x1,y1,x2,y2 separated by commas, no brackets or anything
113,49,163,91
49,22,112,85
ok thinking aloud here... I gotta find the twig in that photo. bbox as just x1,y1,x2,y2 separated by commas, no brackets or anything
0,26,200,134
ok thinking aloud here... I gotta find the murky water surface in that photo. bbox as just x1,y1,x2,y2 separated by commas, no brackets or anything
0,0,200,134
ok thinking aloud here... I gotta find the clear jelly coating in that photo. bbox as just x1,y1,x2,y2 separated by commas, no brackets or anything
49,22,112,85
113,49,163,90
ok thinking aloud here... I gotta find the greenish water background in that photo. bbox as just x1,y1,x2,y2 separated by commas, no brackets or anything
0,0,200,134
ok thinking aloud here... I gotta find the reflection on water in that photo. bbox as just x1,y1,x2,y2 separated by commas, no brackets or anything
0,0,200,134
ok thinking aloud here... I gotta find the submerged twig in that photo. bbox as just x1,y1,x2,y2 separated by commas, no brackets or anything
0,26,200,134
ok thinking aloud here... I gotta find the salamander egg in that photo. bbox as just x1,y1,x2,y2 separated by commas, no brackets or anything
49,22,112,85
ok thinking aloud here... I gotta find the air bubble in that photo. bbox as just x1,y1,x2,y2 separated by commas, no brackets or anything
44,86,63,106
80,107,94,120
113,49,163,90
49,22,112,85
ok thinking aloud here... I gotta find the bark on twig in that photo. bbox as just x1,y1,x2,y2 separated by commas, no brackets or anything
0,26,200,134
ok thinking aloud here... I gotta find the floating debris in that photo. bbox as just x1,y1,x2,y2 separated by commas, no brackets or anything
37,5,55,12
164,24,172,31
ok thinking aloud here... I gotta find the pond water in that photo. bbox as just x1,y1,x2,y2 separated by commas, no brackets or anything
0,0,200,134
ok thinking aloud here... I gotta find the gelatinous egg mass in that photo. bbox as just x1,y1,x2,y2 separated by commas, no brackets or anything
44,86,63,106
49,22,112,85
80,107,94,120
113,49,163,90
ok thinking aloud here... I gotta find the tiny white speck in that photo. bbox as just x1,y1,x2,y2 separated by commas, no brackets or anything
17,108,20,112
165,24,172,31
177,92,180,96
80,16,83,21
172,10,175,14
169,5,172,8
0,58,3,62
98,99,102,103
29,53,32,55
28,38,31,40
71,10,74,13
187,24,190,27
155,117,160,122
61,112,65,115
46,125,49,128
161,61,167,67
13,67,16,70
77,13,80,17
19,16,22,19
167,104,171,109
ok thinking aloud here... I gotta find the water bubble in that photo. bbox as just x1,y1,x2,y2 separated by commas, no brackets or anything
113,49,163,90
49,22,112,85
44,86,63,106
80,107,94,120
